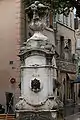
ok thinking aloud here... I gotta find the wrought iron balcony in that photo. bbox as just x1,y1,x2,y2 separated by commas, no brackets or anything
56,58,76,73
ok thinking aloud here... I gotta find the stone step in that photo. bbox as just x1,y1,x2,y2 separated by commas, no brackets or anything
0,114,15,120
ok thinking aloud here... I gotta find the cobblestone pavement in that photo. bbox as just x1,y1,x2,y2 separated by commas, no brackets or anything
64,112,80,120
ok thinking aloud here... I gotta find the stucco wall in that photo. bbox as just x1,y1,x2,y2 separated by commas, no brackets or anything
0,0,21,109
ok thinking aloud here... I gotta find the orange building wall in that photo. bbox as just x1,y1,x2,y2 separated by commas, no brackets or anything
0,0,21,109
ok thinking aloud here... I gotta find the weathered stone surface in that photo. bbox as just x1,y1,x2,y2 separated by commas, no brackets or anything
16,2,59,120
16,111,57,120
56,59,76,73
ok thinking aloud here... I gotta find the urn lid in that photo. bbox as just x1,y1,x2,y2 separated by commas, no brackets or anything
27,32,48,42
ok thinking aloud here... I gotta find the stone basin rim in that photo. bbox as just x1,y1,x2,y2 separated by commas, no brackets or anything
15,110,58,113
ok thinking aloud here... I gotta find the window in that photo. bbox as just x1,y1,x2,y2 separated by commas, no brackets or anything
68,39,71,59
68,39,71,51
9,61,13,65
66,16,68,26
63,15,66,24
63,15,68,26
64,39,71,61
53,14,57,29
28,32,32,37
49,12,53,28
76,39,80,49
70,13,72,28
78,84,80,98
46,13,49,27
78,89,80,98
58,14,60,21
46,12,53,28
74,18,78,29
53,14,56,23
60,36,64,59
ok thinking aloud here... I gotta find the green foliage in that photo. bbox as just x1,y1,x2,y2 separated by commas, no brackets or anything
22,0,80,17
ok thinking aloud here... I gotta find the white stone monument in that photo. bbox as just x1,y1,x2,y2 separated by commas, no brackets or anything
16,1,59,120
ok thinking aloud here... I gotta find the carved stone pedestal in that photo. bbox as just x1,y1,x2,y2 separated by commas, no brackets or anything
15,110,57,120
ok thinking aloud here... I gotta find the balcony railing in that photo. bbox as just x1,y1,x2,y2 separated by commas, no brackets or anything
56,58,76,73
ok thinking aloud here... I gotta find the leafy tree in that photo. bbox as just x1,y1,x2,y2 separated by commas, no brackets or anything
22,0,80,17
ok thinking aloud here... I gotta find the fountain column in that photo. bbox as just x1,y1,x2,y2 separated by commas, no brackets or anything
15,1,59,120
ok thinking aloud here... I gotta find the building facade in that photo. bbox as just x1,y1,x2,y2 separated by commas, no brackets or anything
75,18,80,102
0,0,22,113
54,12,76,103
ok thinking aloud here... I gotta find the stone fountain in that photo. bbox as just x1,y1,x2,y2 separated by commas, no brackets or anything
15,1,60,120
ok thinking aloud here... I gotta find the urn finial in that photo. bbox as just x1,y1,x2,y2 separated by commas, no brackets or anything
25,1,48,31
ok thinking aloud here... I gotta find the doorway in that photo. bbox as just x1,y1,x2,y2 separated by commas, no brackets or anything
5,92,14,113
